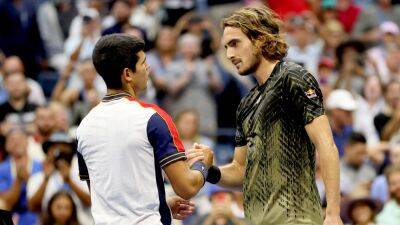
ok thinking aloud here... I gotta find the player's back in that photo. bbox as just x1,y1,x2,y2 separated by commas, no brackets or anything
77,94,170,225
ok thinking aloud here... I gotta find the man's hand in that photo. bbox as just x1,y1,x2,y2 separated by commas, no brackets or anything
43,159,55,179
16,158,29,182
186,148,204,167
193,143,214,168
56,160,71,183
167,196,195,220
323,215,343,225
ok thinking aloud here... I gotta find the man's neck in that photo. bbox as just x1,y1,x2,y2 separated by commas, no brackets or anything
107,88,136,98
9,97,26,110
253,59,279,85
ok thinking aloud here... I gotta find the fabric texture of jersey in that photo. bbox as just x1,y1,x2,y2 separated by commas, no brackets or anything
76,93,186,225
235,61,325,225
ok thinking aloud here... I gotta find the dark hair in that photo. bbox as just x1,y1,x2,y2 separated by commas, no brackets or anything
347,132,367,145
92,34,145,89
42,191,80,225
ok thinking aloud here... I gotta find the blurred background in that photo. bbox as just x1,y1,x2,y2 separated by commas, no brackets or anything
1,0,400,225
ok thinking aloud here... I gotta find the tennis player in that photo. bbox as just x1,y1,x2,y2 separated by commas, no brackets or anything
76,34,213,225
199,7,343,225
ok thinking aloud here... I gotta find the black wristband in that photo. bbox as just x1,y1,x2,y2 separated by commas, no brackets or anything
190,161,208,185
206,165,221,184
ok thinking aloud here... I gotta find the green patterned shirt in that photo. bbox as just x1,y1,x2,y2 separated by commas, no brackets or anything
235,61,324,225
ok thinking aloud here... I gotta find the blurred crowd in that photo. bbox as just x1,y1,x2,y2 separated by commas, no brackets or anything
1,0,400,225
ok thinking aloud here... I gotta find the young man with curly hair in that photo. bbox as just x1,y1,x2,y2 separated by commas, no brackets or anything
197,7,343,225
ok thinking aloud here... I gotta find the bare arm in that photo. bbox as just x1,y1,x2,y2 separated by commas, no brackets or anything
68,179,91,207
218,146,247,189
305,115,341,218
28,176,49,212
0,179,22,210
164,159,208,200
381,111,400,141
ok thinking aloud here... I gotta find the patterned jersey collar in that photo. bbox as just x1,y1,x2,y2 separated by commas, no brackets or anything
102,92,133,102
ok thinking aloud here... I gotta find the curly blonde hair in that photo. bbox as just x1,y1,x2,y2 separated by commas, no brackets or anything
222,7,288,61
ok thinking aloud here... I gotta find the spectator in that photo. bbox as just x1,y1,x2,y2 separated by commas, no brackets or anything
326,89,357,156
352,0,400,42
175,109,215,151
286,15,323,76
198,186,245,225
37,0,78,71
57,59,105,125
374,81,400,139
129,0,162,42
0,0,46,78
0,73,38,135
102,0,133,35
146,26,178,106
162,0,195,26
27,132,93,225
371,143,400,203
165,33,221,136
48,102,72,135
354,76,384,145
2,56,46,106
64,8,101,63
336,0,361,33
0,129,42,225
376,164,400,225
334,40,367,94
42,191,80,225
320,19,347,61
344,197,381,225
367,21,400,85
26,106,57,163
340,132,376,197
173,12,221,58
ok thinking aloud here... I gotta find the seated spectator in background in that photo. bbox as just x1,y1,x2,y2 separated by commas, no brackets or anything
286,15,323,76
376,165,400,225
340,132,376,197
0,73,38,135
42,191,80,225
2,56,46,106
343,197,381,225
175,109,215,151
165,33,221,136
326,89,357,156
371,143,400,203
0,129,42,225
334,40,368,95
27,132,93,225
374,81,400,140
37,0,78,71
102,0,132,35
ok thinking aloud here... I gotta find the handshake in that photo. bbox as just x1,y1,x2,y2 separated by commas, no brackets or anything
185,143,221,185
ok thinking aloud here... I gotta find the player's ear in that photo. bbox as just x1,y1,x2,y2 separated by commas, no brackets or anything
121,68,134,83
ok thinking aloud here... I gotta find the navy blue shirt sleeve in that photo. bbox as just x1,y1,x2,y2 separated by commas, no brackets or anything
147,113,187,168
77,152,89,181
